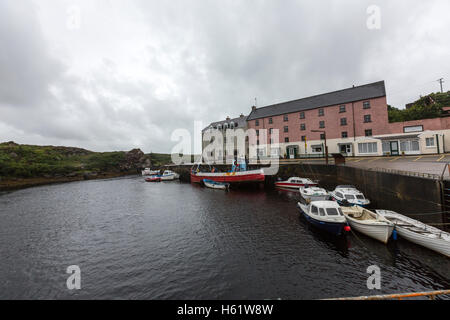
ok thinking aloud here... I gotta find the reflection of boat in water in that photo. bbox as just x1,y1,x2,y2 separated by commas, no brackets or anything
203,179,230,190
341,206,394,244
376,210,450,257
190,160,264,184
275,177,318,189
300,186,330,202
297,201,350,236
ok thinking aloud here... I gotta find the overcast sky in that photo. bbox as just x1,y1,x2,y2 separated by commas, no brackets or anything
1,0,449,153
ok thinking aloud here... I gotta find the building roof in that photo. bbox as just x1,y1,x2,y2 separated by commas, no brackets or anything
247,81,386,121
202,115,248,132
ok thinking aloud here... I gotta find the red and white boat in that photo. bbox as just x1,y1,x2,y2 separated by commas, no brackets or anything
190,168,265,184
275,177,318,189
145,176,161,182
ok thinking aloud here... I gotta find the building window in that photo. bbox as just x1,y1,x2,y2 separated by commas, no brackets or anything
284,115,289,122
320,133,325,140
364,115,372,123
358,142,378,154
300,112,305,119
363,101,371,109
312,145,323,153
318,109,324,116
426,137,435,147
235,122,238,128
255,120,259,126
270,138,274,144
342,132,348,138
284,126,289,133
400,140,420,152
301,136,306,142
319,121,325,128
339,105,346,113
365,129,373,137
340,118,347,126
269,128,273,134
256,129,259,136
300,124,306,131
382,141,390,153
269,118,273,124
285,137,289,143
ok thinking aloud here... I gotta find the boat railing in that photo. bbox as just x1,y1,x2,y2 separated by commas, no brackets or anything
325,289,450,300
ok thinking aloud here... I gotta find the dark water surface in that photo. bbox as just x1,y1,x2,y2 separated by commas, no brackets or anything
0,176,448,299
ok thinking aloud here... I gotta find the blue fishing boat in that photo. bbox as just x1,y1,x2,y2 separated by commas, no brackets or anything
297,201,350,236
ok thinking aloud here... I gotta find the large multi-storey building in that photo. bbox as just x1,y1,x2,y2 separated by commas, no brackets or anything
202,81,450,161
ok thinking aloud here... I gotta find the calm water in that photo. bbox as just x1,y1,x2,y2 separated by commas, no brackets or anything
0,176,448,300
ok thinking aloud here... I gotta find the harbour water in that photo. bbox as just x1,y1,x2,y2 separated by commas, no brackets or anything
0,176,448,299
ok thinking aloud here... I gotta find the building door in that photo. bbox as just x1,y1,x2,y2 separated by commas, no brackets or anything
340,144,352,156
390,141,399,156
287,146,298,159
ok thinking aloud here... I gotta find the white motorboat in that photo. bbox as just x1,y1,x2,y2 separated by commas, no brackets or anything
203,179,230,190
297,201,350,236
376,210,450,257
160,170,180,181
341,206,394,244
299,186,330,202
330,185,370,207
275,177,318,189
142,168,160,176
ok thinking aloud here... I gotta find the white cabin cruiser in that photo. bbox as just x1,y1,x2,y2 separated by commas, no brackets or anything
275,177,318,189
141,168,160,176
341,206,394,244
299,186,330,202
330,185,370,207
161,170,180,181
376,210,450,257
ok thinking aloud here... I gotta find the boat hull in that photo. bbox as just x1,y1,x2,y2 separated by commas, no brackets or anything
297,204,347,236
396,227,450,257
191,170,264,184
204,180,229,190
346,219,394,244
275,182,318,189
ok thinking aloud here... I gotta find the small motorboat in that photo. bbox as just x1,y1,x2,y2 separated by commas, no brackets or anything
161,170,180,181
145,175,161,182
142,168,160,176
300,185,330,202
297,201,350,236
330,185,370,207
376,210,450,257
275,177,318,189
203,179,230,190
341,206,394,244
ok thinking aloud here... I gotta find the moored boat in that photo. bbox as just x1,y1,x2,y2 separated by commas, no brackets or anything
341,206,394,244
300,186,330,202
145,175,161,182
330,185,370,207
161,170,180,181
376,210,450,257
297,201,350,236
203,179,230,190
142,168,160,176
275,177,318,189
190,165,264,184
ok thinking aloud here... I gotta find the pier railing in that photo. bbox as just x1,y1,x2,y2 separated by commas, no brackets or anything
326,289,450,300
371,167,442,180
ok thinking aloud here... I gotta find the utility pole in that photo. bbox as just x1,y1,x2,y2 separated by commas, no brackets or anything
437,78,444,93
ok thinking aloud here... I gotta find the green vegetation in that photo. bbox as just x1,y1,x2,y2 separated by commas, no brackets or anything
388,91,450,122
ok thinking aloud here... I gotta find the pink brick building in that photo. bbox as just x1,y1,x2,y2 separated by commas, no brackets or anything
244,81,450,158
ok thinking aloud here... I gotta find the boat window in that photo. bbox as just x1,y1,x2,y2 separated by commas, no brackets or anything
345,195,355,200
338,208,344,216
336,192,343,198
319,208,326,216
311,206,318,215
356,195,365,200
326,208,339,216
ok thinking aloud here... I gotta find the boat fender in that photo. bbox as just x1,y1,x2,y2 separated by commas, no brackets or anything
392,229,398,241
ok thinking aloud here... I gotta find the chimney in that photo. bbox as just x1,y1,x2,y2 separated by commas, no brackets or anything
240,113,244,118
226,116,230,121
251,106,257,111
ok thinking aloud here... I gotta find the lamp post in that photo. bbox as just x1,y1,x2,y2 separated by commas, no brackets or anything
312,130,328,165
